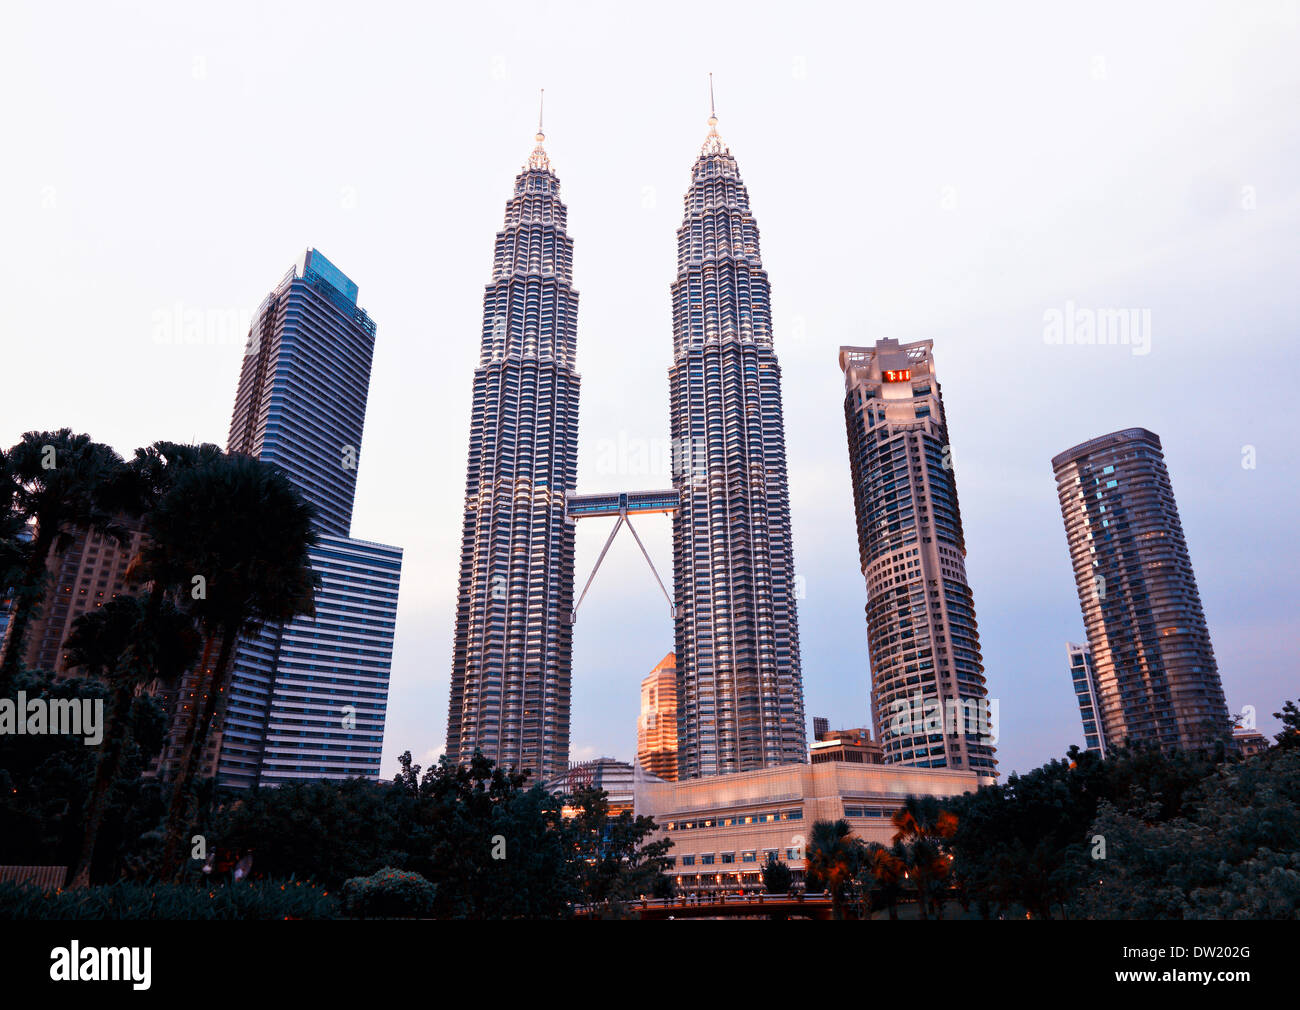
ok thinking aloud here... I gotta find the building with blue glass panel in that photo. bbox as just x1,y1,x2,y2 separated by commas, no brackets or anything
227,247,375,538
214,249,402,787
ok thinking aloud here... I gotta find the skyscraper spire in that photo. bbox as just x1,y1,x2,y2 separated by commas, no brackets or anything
529,88,550,170
702,73,725,155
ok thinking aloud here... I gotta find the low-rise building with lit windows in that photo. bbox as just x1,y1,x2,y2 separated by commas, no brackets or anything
634,760,986,893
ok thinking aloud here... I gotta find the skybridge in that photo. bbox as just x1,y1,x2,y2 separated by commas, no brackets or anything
564,489,680,625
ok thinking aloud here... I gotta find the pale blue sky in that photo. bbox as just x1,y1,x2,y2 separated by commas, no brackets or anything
2,1,1297,778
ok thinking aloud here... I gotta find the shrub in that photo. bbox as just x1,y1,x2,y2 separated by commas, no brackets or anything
0,878,339,920
341,867,436,919
762,853,792,894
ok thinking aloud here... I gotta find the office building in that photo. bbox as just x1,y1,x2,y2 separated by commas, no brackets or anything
669,94,806,779
810,724,883,765
212,249,402,787
638,652,679,781
546,757,646,817
636,759,986,893
227,249,374,537
445,122,581,782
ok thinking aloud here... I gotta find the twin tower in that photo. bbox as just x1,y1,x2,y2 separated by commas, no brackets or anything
446,102,806,781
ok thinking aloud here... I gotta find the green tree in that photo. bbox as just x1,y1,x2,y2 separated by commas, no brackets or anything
63,595,200,885
209,776,409,885
562,785,674,915
1069,746,1300,919
151,454,318,880
863,841,906,919
398,751,575,919
0,668,166,878
761,852,792,894
890,795,957,919
806,819,863,919
1273,699,1300,750
0,430,127,689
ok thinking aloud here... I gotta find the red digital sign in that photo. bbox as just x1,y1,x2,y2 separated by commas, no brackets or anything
882,369,911,382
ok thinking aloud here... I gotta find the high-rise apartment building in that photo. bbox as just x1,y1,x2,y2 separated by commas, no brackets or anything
446,125,580,782
1066,641,1106,756
839,338,997,774
9,520,142,676
212,249,402,787
669,100,806,779
1052,427,1228,753
638,652,679,782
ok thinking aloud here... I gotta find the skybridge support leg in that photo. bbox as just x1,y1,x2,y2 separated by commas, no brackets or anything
623,513,675,619
570,514,624,625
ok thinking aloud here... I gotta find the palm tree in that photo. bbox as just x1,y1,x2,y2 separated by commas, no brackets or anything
147,454,318,881
59,441,224,887
0,449,34,630
863,841,906,919
64,596,200,885
806,819,863,919
0,430,127,688
891,795,958,919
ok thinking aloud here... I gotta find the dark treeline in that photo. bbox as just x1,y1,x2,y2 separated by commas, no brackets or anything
0,429,672,917
800,715,1300,920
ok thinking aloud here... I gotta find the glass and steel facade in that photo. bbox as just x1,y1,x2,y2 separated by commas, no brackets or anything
446,135,580,782
217,249,401,787
839,338,997,774
638,652,679,782
1052,428,1228,753
227,248,375,538
219,535,401,785
669,115,806,778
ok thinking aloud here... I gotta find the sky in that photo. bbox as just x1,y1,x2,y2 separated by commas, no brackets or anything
2,1,1297,779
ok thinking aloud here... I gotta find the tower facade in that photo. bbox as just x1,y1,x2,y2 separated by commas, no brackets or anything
1066,641,1106,756
446,129,580,782
839,338,997,774
669,106,806,779
1052,428,1228,753
212,249,402,787
228,248,373,537
638,652,679,782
